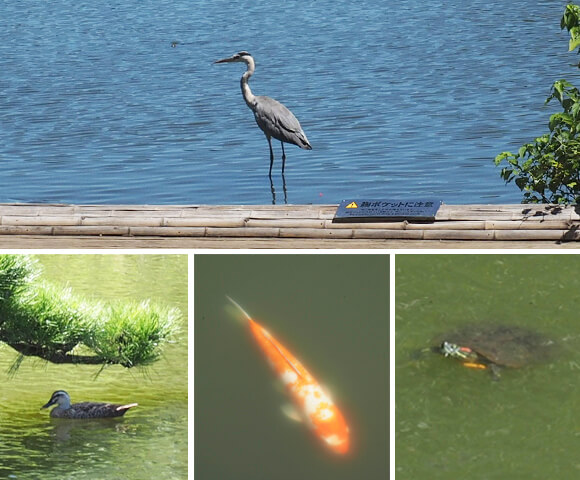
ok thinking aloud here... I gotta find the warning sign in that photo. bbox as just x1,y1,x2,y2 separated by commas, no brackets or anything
334,199,441,222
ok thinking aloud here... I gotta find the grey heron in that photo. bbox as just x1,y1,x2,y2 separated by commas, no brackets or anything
215,51,312,176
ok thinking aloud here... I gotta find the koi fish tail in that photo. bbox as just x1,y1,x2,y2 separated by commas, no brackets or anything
225,295,253,323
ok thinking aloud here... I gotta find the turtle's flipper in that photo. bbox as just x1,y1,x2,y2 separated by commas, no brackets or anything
462,362,487,370
489,363,502,380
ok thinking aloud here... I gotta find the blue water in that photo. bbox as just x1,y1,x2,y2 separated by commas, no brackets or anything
0,0,576,204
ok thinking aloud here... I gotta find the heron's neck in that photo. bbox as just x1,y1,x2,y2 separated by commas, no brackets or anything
240,59,256,107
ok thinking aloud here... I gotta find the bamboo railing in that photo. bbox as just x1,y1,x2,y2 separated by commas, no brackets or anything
0,203,578,246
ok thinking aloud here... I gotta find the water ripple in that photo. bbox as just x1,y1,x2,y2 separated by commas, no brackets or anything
0,0,576,204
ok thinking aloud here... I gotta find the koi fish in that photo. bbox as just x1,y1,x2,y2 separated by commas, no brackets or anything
226,296,350,455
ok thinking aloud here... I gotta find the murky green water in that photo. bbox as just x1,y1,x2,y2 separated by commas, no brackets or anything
396,255,580,479
0,254,188,480
195,254,389,480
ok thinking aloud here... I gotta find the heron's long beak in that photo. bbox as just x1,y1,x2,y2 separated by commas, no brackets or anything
214,56,236,64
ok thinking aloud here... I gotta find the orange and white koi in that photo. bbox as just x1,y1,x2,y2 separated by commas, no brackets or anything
227,296,350,455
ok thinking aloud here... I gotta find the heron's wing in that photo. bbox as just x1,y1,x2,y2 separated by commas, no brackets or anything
253,96,311,149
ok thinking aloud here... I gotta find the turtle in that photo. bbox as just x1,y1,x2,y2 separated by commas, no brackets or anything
434,324,554,378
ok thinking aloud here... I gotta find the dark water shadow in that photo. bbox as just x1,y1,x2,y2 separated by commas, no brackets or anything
269,173,288,205
46,417,137,443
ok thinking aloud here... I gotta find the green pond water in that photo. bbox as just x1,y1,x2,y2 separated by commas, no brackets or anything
396,254,580,479
195,254,389,480
0,254,188,480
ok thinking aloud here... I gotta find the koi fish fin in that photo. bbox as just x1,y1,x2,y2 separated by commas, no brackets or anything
281,404,303,423
225,295,252,323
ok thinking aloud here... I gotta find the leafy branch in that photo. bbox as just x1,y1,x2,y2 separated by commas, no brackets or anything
0,255,180,371
495,4,580,204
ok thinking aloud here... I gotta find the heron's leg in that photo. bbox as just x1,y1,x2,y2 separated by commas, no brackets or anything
281,142,286,174
267,137,274,176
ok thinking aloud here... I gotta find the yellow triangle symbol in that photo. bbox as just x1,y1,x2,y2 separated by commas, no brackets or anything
345,202,358,209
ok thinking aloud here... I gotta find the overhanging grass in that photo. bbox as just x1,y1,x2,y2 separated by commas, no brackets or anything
0,254,181,370
86,300,180,367
0,255,40,302
1,282,95,351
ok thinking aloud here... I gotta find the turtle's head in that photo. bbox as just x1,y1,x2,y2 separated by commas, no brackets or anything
440,342,475,361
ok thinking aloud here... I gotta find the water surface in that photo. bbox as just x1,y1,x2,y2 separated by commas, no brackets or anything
195,254,388,479
396,255,580,479
0,0,576,204
0,254,188,480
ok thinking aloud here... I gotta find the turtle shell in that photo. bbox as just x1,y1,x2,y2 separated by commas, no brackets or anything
437,324,553,368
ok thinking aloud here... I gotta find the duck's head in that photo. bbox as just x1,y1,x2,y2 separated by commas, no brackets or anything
41,390,71,410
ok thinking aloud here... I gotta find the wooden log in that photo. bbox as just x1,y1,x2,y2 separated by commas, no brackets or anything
423,229,496,240
0,226,55,235
0,203,578,244
80,216,165,227
493,229,573,241
246,218,325,229
437,204,578,222
325,220,408,230
205,227,280,237
0,204,76,216
436,205,520,221
180,208,253,218
52,226,131,236
129,226,207,237
249,208,326,220
484,220,573,230
279,228,354,239
1,216,81,226
352,229,425,240
164,217,247,228
406,220,486,231
80,210,170,218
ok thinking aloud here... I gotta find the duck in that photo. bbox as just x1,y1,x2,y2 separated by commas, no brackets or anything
41,390,138,419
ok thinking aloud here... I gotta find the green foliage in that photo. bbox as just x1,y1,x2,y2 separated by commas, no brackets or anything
87,300,180,368
0,255,40,301
0,254,180,370
1,282,94,353
562,3,580,51
495,4,580,204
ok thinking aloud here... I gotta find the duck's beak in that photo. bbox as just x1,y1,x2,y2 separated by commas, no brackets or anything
41,399,55,409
